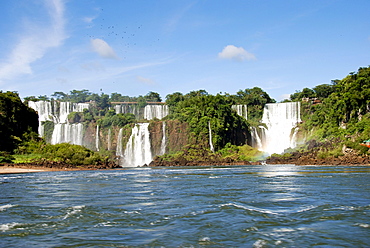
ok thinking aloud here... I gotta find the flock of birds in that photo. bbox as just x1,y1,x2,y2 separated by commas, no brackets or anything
86,13,160,59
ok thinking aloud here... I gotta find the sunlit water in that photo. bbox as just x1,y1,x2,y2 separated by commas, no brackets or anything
1,165,369,247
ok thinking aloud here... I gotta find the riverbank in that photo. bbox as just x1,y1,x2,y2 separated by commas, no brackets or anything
265,145,370,166
0,160,121,174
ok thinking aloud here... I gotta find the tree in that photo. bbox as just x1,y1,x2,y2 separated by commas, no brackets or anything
0,91,38,152
137,96,147,108
232,87,275,121
168,93,249,150
145,91,162,102
51,91,67,100
165,92,184,108
313,84,335,99
69,89,91,103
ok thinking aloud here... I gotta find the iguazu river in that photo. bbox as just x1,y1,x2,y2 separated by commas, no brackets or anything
1,165,369,247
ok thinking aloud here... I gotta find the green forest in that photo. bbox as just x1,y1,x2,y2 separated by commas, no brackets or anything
1,66,369,165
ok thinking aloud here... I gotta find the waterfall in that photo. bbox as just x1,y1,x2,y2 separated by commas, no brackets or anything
116,128,124,157
28,101,54,136
208,121,214,152
114,104,140,117
107,129,112,151
51,123,84,145
160,122,167,155
28,101,90,145
122,123,152,167
115,104,168,120
144,105,169,120
250,126,264,151
260,102,301,154
232,105,248,119
95,125,100,151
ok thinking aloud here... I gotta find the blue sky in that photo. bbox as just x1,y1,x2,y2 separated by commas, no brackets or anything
0,0,369,101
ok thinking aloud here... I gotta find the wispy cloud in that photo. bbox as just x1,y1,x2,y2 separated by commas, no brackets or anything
91,38,119,59
74,57,173,85
218,45,256,62
165,2,196,32
83,15,98,24
0,0,67,83
136,76,155,85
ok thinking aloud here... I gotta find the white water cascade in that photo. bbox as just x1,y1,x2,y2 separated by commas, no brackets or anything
28,101,55,136
144,105,169,120
250,126,264,151
28,101,90,145
160,122,167,155
116,128,124,159
260,102,301,154
232,105,248,119
122,123,152,167
95,125,100,151
208,121,214,152
114,104,140,117
107,129,112,151
51,123,84,145
115,104,168,120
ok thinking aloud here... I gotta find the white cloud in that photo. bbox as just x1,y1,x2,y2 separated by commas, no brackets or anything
136,76,155,85
280,94,291,100
218,45,256,62
91,38,119,59
0,0,67,83
80,61,105,72
83,16,97,24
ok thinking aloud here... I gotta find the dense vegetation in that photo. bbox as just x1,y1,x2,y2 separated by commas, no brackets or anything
165,90,249,150
0,91,38,155
286,66,370,157
1,66,369,166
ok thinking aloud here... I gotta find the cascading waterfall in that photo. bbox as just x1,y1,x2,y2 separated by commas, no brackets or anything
28,101,55,137
208,121,214,152
160,122,167,155
115,104,140,117
114,104,168,120
28,101,90,145
250,126,264,151
107,129,112,151
260,102,301,154
144,105,169,120
122,123,152,167
95,125,100,151
116,128,124,158
232,105,248,119
51,123,84,145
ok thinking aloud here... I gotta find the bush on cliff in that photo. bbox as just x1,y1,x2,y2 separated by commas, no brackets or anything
41,143,106,165
217,143,265,162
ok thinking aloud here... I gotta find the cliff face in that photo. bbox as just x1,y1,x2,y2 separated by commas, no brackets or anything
149,120,191,156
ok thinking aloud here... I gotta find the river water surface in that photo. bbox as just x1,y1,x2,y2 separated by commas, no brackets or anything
1,165,369,247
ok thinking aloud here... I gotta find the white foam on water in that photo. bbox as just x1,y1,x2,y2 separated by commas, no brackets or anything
354,223,369,228
0,204,16,211
63,205,85,220
296,205,318,213
199,237,211,242
220,202,279,215
253,239,267,248
0,222,19,232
